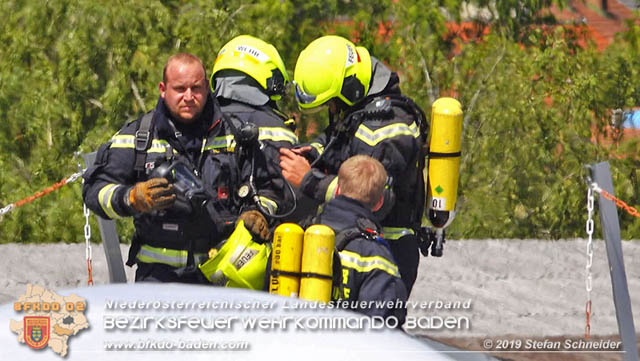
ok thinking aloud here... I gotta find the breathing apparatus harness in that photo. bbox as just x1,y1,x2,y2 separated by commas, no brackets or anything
131,109,213,218
307,93,429,228
313,94,446,257
222,112,298,220
130,103,298,220
323,216,392,300
372,96,447,258
334,217,389,252
126,109,214,270
311,93,427,165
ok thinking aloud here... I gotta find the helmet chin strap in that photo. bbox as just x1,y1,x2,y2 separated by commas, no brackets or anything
327,99,348,124
328,107,336,125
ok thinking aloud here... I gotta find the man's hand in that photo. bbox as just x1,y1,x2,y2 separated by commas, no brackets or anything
238,210,270,242
128,178,176,213
279,147,311,188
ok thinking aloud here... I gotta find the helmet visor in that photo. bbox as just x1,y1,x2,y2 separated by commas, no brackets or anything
294,81,317,105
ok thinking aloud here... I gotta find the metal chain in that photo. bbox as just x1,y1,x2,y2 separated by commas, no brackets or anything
77,156,94,287
583,178,640,338
585,186,595,339
83,202,94,286
590,182,640,218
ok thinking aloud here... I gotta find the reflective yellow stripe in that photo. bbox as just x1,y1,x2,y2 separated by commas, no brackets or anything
97,184,122,219
354,122,420,147
258,127,298,144
148,139,170,153
137,245,207,268
258,196,278,215
109,135,170,153
339,250,400,278
204,135,235,152
109,134,134,148
324,176,339,202
310,142,324,156
382,227,415,240
204,127,297,152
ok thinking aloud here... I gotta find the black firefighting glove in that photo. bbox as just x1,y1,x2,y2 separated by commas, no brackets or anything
126,178,176,213
238,210,270,243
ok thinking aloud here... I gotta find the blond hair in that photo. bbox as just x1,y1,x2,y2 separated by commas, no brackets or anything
338,155,387,209
162,53,206,83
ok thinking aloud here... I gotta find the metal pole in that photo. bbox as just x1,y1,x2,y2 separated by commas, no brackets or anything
590,162,638,361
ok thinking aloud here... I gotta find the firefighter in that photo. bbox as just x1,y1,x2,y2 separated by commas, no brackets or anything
192,35,299,289
82,49,295,283
208,34,298,242
313,155,407,322
280,35,427,294
83,53,224,282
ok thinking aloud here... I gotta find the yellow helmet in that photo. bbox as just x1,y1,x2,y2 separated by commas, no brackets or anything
293,35,372,109
211,35,289,101
198,221,270,290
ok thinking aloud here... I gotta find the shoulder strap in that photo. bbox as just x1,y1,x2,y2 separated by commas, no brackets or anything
335,227,364,251
134,110,156,173
370,94,428,140
335,217,380,251
271,107,296,131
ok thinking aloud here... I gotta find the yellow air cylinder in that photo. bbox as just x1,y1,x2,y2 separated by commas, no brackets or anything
299,225,335,303
269,223,305,297
427,97,463,228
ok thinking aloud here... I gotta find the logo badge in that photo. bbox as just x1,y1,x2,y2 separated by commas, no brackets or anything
24,316,50,349
11,284,89,357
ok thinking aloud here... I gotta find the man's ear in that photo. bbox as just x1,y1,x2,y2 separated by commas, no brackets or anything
159,82,166,99
335,184,341,196
372,195,384,212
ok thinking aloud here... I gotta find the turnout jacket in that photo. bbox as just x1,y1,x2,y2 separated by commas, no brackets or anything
314,195,407,321
300,58,425,240
212,72,298,219
214,97,297,218
82,94,297,268
83,96,221,267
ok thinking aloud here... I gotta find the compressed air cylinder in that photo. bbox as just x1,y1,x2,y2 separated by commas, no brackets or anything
269,223,305,297
427,97,463,228
299,225,335,303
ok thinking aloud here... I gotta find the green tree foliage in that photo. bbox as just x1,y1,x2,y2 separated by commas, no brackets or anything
0,0,638,243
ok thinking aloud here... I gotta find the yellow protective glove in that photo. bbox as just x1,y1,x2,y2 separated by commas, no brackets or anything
237,210,270,243
128,178,176,213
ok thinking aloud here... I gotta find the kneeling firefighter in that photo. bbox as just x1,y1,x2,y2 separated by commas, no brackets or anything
270,155,407,323
195,35,299,289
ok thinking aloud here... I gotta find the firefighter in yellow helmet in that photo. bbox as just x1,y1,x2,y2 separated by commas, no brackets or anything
197,35,298,285
280,35,428,295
